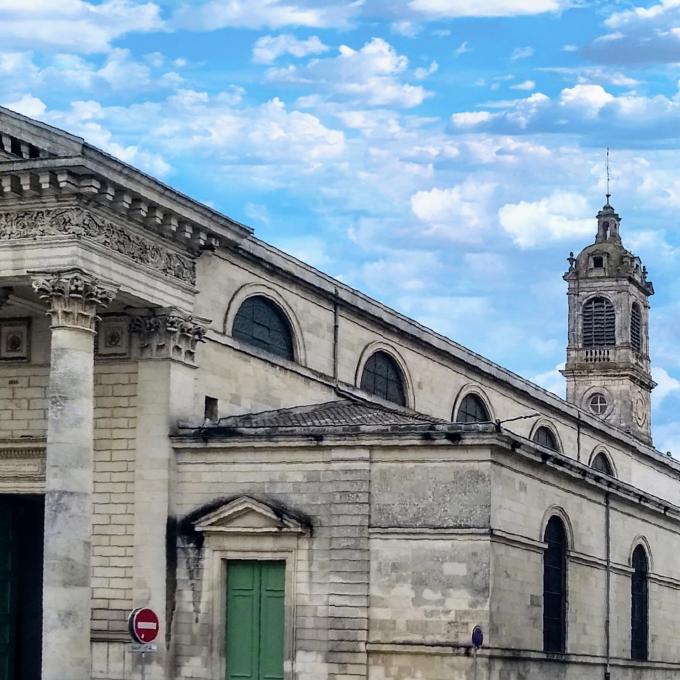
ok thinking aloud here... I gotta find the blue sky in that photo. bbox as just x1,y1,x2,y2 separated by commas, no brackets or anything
3,0,680,449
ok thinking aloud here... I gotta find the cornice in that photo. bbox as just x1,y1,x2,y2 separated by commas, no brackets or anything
0,156,251,257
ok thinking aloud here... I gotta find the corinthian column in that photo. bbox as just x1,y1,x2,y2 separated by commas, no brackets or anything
32,269,117,680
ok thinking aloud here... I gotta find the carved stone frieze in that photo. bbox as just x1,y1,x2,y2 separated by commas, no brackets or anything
0,207,196,285
131,307,207,364
32,269,117,332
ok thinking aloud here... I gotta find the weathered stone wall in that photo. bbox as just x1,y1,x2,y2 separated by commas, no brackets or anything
172,444,370,680
91,361,138,660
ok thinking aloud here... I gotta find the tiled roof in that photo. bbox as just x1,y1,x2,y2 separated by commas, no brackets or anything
213,399,443,429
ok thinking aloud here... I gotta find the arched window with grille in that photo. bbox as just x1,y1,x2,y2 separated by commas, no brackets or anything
631,545,649,660
455,393,490,423
591,452,614,476
533,426,558,451
582,297,616,347
359,351,406,406
232,295,295,361
543,516,567,654
631,302,642,354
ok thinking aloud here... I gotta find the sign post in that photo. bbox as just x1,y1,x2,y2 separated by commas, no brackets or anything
471,625,484,680
128,608,160,680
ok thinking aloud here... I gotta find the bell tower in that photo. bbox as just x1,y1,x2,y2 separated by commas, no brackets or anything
562,196,655,443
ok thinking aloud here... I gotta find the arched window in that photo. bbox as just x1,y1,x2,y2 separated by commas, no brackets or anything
359,351,406,406
631,545,649,660
533,426,558,451
543,516,567,654
232,295,294,360
591,452,613,476
582,297,616,347
456,394,489,423
631,303,642,354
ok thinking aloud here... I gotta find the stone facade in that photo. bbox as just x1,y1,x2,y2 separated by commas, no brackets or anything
0,106,679,680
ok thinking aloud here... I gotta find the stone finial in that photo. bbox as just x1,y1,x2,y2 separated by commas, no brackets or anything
130,307,208,364
32,269,117,332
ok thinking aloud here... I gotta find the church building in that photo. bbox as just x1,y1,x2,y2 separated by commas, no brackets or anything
0,106,679,680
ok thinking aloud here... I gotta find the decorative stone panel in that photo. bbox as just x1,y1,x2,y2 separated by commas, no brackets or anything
0,207,197,285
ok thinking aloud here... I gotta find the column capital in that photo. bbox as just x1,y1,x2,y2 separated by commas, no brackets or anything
32,269,117,332
130,307,208,364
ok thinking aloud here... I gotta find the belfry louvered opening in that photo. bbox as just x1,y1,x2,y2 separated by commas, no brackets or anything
582,297,616,347
631,303,642,353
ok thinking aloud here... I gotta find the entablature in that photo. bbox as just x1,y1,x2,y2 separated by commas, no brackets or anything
0,155,251,258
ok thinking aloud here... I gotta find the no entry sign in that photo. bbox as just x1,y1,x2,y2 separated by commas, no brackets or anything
128,608,160,644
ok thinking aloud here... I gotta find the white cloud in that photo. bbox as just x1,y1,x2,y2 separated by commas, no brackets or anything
585,0,680,64
409,0,565,18
512,79,536,91
532,363,566,397
391,20,421,37
410,181,496,243
0,0,162,53
252,34,328,64
559,83,614,117
267,37,430,108
173,0,359,31
0,48,182,95
414,60,438,79
652,367,680,406
454,41,471,56
451,110,497,128
511,46,534,61
3,93,46,118
540,66,638,87
498,191,593,247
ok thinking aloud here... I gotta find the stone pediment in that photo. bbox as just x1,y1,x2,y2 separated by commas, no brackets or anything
193,496,310,535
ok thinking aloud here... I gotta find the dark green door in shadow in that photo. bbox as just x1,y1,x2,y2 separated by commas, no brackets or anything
0,508,17,680
226,561,285,680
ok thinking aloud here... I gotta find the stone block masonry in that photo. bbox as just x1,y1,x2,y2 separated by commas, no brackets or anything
92,361,138,636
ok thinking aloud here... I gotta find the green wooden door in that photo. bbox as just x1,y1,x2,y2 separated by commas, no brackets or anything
0,506,16,680
226,561,285,680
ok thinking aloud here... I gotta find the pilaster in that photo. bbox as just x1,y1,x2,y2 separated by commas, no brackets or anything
130,308,207,679
32,269,117,680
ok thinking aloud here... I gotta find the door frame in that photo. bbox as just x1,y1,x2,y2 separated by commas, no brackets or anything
206,541,298,680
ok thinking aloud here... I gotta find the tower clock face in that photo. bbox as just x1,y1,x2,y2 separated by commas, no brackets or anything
634,394,647,427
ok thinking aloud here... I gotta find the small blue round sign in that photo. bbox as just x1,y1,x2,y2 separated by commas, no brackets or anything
472,625,484,649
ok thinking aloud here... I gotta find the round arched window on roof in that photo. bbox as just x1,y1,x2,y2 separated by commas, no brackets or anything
591,452,614,476
533,426,558,451
456,393,490,423
359,351,406,406
589,393,608,416
232,295,295,361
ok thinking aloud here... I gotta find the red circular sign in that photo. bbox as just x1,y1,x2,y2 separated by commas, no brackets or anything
129,608,160,644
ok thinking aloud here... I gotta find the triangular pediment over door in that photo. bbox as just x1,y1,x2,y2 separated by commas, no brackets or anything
193,496,311,536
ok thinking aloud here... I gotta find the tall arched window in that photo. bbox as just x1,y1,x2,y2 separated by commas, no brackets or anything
591,452,614,476
631,303,642,354
631,545,649,660
543,516,567,653
533,426,558,451
359,351,406,406
582,297,616,347
455,394,490,423
232,295,295,360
